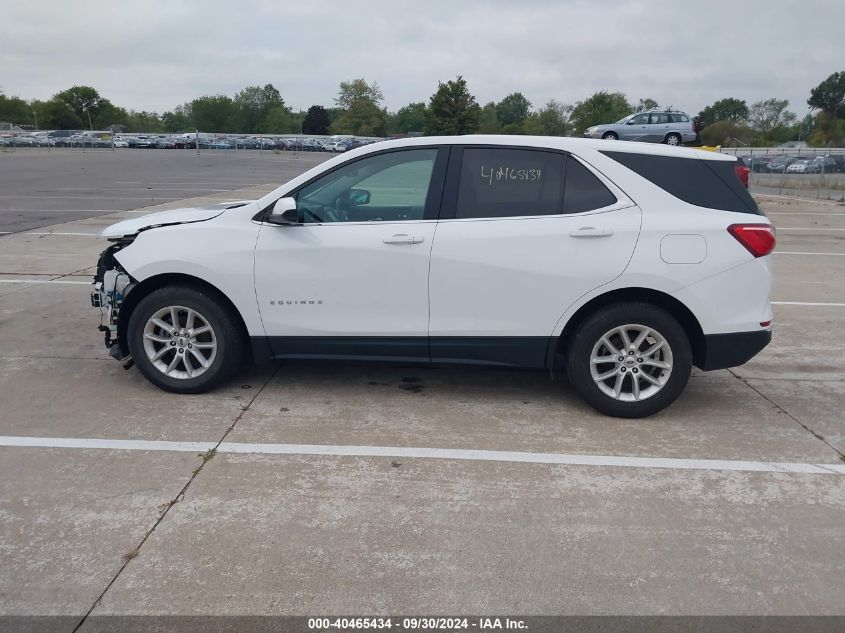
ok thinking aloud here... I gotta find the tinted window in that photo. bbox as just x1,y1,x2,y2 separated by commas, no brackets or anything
563,158,617,213
602,151,761,215
456,149,564,218
296,149,437,223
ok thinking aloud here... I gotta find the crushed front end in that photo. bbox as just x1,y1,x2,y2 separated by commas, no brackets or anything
91,239,136,366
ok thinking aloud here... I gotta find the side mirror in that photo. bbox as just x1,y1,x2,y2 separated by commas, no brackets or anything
348,188,371,206
268,197,299,225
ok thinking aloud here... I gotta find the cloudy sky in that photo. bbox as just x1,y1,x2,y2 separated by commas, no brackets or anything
1,0,842,116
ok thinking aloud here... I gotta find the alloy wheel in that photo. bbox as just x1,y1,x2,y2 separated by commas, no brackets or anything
142,305,217,379
589,324,673,402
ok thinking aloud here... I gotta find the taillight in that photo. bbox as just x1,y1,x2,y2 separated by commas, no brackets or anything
735,165,750,188
728,224,776,257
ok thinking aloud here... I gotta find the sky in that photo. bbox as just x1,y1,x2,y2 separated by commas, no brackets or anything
1,0,843,117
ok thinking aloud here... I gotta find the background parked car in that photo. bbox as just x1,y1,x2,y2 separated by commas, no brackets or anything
786,159,816,174
582,110,697,145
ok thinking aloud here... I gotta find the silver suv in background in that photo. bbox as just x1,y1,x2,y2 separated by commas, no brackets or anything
583,110,697,146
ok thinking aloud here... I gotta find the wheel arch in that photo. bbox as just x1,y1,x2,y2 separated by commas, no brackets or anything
553,287,706,369
116,273,264,364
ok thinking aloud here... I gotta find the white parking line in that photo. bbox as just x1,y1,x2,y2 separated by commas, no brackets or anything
0,435,843,475
776,227,845,231
775,251,845,256
25,231,99,236
0,279,91,285
773,301,845,307
768,212,845,216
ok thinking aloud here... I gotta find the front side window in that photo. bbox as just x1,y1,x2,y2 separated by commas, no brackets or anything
295,149,437,223
630,113,650,125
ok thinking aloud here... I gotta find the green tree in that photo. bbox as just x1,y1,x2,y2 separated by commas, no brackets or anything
54,86,107,129
570,91,632,134
331,78,387,136
161,105,193,132
807,71,845,145
495,92,532,129
699,120,754,146
522,99,574,136
477,102,500,134
233,84,286,133
302,105,331,135
0,94,33,126
748,98,797,143
697,98,749,128
190,95,236,132
424,75,480,135
392,102,426,134
125,111,164,132
35,98,83,129
92,102,129,130
808,71,845,118
635,98,660,112
258,106,294,133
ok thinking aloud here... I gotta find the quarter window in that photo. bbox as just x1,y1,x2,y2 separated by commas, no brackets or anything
563,158,618,213
295,149,437,223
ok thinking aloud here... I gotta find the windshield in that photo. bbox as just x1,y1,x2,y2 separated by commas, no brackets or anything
615,114,634,124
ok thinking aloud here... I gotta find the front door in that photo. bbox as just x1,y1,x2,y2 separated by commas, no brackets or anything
622,112,650,140
254,147,447,360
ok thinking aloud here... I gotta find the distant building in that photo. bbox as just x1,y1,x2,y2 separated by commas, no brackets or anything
0,122,25,132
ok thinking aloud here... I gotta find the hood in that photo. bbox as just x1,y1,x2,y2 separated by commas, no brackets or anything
100,200,253,239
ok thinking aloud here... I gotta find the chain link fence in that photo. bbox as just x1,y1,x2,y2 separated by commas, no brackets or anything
717,146,845,201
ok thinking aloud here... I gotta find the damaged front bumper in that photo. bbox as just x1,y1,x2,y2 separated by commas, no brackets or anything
92,240,136,366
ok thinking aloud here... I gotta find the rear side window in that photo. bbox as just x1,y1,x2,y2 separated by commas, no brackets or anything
601,151,761,214
454,148,617,219
668,114,690,123
456,148,564,218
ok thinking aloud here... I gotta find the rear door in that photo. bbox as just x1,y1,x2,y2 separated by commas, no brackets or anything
648,112,670,142
428,146,641,367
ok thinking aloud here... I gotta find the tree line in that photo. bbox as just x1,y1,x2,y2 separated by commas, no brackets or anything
1,71,843,146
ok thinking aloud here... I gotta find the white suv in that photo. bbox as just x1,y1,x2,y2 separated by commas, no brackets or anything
92,136,774,417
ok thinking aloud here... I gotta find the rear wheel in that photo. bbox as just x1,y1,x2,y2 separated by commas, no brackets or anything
127,285,246,393
566,303,692,418
664,133,682,146
602,132,618,140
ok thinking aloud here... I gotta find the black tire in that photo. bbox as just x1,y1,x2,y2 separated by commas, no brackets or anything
127,285,246,393
664,133,682,146
602,132,618,140
566,302,692,418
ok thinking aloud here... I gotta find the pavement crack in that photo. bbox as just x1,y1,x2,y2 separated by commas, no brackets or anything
70,365,280,631
728,369,845,462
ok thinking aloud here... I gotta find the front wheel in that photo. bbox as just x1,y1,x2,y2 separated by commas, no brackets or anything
566,303,692,418
127,285,246,393
602,132,618,140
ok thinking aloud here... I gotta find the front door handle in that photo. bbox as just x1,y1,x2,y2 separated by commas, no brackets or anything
569,226,614,238
383,234,425,245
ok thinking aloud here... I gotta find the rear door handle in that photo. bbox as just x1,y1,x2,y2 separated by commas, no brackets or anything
569,226,614,238
383,234,425,245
